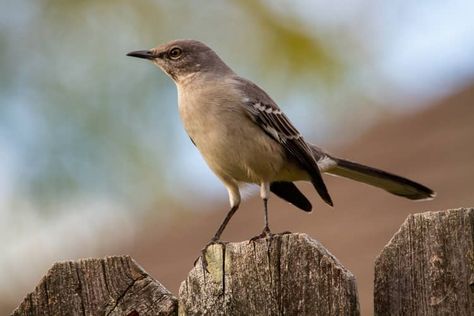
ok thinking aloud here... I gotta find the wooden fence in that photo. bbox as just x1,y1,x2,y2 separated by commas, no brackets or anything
11,207,473,315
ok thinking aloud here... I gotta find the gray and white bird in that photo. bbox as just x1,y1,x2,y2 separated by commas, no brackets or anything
127,39,435,264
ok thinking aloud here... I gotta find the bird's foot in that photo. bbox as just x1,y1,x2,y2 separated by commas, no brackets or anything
249,226,272,243
249,229,292,243
194,237,227,273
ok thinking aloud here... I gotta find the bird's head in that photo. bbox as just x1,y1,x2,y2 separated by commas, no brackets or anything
127,39,232,83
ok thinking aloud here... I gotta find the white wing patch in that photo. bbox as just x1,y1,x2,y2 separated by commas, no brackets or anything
249,102,302,143
252,102,282,114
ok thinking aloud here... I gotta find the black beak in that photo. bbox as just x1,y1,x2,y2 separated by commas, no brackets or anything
126,50,156,60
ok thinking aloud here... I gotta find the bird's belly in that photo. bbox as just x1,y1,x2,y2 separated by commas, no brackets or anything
183,109,286,183
177,81,310,184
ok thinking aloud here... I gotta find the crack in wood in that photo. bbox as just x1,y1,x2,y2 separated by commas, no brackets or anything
105,275,147,316
179,233,360,315
73,262,87,316
221,243,226,299
15,209,471,316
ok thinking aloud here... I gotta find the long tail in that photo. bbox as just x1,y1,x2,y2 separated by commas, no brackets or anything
324,155,436,200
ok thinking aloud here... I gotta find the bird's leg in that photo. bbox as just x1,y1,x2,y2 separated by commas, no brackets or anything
195,183,240,272
195,204,239,272
212,204,239,241
250,182,273,242
260,182,272,236
249,198,273,242
262,197,271,234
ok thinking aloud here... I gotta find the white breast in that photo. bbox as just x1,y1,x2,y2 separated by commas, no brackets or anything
176,77,288,184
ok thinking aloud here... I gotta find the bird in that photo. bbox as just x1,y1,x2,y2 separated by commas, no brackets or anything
127,39,435,268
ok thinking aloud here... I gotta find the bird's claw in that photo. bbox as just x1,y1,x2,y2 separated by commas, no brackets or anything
249,226,272,243
194,238,226,273
249,229,292,243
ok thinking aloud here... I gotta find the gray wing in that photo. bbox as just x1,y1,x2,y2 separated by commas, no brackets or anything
234,77,333,206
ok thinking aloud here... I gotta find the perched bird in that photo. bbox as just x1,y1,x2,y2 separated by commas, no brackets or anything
127,40,435,267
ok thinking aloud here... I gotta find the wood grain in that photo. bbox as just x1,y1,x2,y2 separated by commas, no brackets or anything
11,255,177,316
179,233,360,315
374,207,474,315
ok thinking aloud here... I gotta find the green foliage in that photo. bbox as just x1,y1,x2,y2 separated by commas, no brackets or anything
236,0,342,80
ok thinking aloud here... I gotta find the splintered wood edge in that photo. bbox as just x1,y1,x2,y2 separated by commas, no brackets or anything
179,232,360,315
374,207,474,315
375,207,474,263
192,233,355,278
11,255,178,316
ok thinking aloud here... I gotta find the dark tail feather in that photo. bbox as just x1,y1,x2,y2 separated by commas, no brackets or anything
327,156,436,200
270,181,312,212
310,171,334,206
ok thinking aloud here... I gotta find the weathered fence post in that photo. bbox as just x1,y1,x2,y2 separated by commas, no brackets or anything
11,208,474,315
179,233,360,315
374,207,474,315
12,233,359,315
11,256,177,316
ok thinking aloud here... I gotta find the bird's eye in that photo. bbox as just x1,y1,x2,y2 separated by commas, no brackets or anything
168,47,183,59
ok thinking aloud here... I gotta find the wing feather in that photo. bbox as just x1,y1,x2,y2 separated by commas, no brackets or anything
235,77,333,206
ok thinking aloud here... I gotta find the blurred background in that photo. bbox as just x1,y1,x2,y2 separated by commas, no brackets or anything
1,0,474,314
